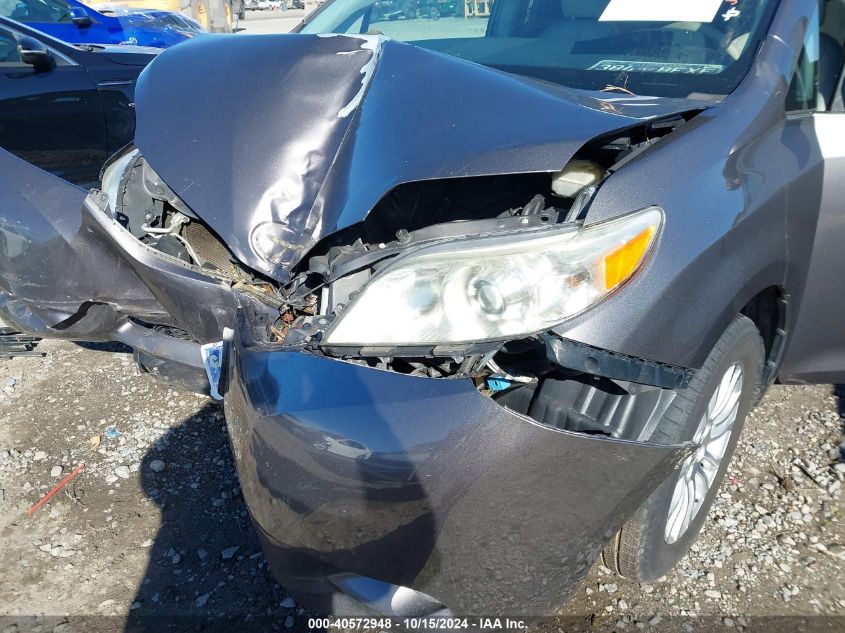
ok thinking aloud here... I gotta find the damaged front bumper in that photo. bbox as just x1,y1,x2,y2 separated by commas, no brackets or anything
0,149,276,392
0,190,232,392
0,149,694,616
224,311,692,617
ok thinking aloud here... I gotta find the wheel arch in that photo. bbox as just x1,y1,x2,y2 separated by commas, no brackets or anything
738,285,788,390
690,262,787,385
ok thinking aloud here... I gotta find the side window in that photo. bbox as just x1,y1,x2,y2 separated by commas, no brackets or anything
820,0,845,111
0,29,22,64
786,4,820,112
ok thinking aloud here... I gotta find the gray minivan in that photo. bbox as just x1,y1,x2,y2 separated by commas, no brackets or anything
1,0,843,618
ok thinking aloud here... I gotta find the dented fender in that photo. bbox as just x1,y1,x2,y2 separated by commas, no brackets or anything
0,148,253,385
0,149,163,335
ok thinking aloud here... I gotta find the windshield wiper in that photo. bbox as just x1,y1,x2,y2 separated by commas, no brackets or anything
601,84,637,96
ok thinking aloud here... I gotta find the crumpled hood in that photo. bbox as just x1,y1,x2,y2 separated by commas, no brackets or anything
133,33,700,280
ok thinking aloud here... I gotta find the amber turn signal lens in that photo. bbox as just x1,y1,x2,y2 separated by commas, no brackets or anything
603,226,657,290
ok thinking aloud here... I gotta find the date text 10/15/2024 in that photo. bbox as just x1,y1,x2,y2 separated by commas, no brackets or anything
307,618,529,630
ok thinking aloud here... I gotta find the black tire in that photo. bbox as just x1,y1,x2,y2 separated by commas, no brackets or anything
602,314,765,581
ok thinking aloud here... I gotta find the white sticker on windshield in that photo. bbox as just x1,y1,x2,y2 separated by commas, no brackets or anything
589,60,724,74
599,0,724,23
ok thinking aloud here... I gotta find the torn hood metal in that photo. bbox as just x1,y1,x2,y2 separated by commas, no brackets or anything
133,33,702,280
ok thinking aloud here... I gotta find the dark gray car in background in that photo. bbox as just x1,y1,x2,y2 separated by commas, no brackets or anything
1,0,844,619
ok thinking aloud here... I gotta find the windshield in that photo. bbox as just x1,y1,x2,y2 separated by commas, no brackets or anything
299,0,779,99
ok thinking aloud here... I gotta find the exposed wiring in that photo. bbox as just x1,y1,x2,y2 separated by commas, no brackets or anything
486,358,535,384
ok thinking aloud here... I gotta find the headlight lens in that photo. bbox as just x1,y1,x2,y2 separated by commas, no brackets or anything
101,148,196,220
251,222,304,266
324,207,662,347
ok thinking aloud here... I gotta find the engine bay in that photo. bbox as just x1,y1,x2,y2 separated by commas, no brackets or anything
99,112,697,442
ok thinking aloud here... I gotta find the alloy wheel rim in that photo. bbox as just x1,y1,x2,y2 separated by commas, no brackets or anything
664,362,743,545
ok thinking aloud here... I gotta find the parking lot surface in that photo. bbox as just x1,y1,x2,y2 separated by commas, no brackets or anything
0,339,842,631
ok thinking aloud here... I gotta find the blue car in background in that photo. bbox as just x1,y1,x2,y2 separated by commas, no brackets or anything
0,0,200,47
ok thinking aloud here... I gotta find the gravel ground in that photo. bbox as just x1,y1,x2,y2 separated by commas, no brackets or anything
0,339,843,633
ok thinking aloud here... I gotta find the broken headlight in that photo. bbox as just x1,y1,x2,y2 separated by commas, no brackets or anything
324,207,662,347
101,147,140,215
101,147,195,222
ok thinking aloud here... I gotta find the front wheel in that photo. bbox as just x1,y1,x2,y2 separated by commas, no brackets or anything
603,314,764,581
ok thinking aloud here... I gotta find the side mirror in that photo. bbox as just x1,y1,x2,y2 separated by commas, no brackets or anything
17,36,55,71
70,6,94,26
